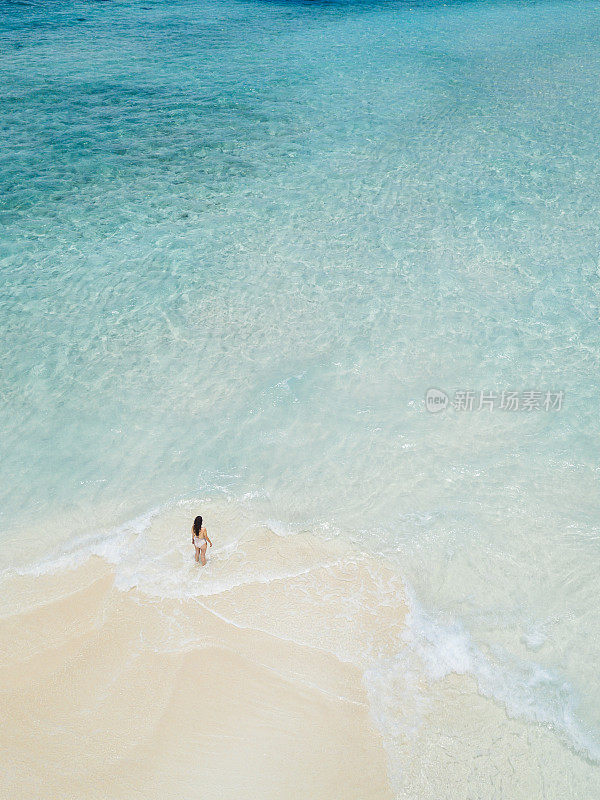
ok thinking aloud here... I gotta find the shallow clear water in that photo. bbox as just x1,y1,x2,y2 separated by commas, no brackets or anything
1,0,600,792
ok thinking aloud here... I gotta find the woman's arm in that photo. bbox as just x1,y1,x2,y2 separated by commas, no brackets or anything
206,532,212,547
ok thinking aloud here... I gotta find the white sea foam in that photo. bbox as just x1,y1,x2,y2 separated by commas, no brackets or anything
403,589,600,764
1,506,161,580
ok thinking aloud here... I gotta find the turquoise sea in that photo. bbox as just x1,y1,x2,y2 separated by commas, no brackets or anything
1,0,600,795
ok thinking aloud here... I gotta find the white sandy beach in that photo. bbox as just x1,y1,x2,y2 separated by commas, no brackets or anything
2,503,599,799
0,546,395,800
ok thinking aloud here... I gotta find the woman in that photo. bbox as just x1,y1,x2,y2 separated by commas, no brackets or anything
192,515,212,565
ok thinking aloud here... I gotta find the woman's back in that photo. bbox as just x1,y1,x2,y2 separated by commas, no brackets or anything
191,515,211,564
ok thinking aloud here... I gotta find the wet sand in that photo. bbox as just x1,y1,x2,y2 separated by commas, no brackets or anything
0,559,393,800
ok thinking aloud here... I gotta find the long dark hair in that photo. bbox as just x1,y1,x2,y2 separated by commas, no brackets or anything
192,515,203,535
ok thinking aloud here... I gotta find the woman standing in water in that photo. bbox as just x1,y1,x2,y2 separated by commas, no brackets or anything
192,515,212,565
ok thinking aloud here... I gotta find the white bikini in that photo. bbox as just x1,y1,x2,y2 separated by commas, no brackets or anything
194,535,207,549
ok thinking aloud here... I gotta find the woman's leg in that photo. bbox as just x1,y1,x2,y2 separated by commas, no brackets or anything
195,546,200,563
200,545,207,566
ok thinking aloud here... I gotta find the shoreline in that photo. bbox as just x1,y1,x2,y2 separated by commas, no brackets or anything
0,559,393,800
2,504,599,799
